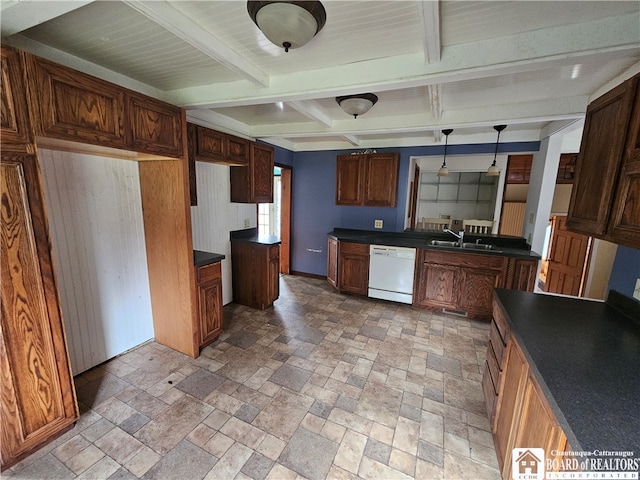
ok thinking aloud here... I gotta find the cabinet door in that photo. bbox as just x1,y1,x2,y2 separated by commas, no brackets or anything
196,262,223,347
458,267,503,317
507,258,538,292
363,153,399,207
609,79,640,249
192,124,226,162
567,76,637,236
1,46,32,149
227,135,250,166
338,242,369,295
413,260,458,310
1,154,78,469
327,238,338,288
127,93,183,158
336,155,364,205
267,245,280,304
494,340,528,470
251,143,274,203
27,55,126,148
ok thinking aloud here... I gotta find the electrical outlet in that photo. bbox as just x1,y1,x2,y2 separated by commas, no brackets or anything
374,219,383,229
243,218,250,228
634,278,640,301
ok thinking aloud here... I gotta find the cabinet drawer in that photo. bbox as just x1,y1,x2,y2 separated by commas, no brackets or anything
339,242,369,256
492,301,509,344
486,342,501,395
490,319,506,364
197,261,221,284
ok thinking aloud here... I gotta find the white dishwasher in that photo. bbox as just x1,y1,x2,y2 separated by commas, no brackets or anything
368,245,416,304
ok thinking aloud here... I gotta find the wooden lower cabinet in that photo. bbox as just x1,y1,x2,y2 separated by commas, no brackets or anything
1,154,79,469
414,250,506,318
337,242,369,295
196,262,223,348
327,238,338,288
231,242,280,310
486,298,569,480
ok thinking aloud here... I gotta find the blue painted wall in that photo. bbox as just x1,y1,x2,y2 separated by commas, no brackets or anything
608,245,640,300
288,141,540,276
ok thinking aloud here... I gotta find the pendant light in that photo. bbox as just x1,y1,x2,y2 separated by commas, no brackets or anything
486,125,507,176
247,1,327,53
437,129,453,177
336,93,378,118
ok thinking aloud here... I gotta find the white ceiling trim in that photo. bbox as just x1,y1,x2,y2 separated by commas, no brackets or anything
166,13,638,108
419,0,441,64
0,0,94,36
286,100,333,127
123,0,269,87
428,84,442,120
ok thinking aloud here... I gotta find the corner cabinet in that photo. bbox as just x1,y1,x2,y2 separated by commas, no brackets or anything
336,153,399,207
196,262,223,348
1,153,79,469
231,143,274,203
567,72,640,249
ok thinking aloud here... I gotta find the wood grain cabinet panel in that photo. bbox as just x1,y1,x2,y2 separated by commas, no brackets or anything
196,262,223,348
231,242,280,310
127,93,183,158
567,72,639,249
337,242,369,296
230,142,274,203
27,55,126,148
413,250,506,319
1,154,78,470
1,47,32,149
336,153,399,207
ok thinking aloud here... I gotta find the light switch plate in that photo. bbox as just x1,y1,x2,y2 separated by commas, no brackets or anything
374,219,383,229
244,218,250,228
633,278,640,301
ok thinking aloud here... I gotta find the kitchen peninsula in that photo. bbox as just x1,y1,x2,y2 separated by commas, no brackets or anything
327,228,540,319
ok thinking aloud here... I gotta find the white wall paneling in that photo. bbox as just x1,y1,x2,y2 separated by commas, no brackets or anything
38,149,154,375
191,162,257,305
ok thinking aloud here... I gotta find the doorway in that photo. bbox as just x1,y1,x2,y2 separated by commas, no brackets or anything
539,215,592,296
258,165,292,274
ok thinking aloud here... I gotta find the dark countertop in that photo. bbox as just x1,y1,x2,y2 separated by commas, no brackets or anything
328,228,540,259
494,289,640,452
230,227,281,246
193,250,225,267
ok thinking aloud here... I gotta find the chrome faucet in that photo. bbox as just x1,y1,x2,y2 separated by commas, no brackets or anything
444,228,464,246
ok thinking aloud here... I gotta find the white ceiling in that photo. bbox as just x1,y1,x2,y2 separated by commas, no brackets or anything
2,0,639,151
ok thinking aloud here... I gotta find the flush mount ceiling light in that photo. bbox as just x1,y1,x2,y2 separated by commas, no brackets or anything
247,1,327,52
437,129,453,177
486,125,507,176
336,93,378,118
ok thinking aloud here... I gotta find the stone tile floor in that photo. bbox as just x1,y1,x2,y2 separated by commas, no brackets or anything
5,275,501,479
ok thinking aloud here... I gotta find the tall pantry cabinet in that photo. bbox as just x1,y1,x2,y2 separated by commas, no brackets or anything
1,46,79,469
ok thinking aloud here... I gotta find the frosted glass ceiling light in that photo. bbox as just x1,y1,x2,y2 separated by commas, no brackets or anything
437,129,453,177
487,125,507,177
248,1,327,52
335,93,378,118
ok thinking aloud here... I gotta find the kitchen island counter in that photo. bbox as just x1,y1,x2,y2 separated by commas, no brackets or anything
494,289,640,452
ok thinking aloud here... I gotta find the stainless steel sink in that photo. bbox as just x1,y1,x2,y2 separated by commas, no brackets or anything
429,240,459,247
461,242,497,250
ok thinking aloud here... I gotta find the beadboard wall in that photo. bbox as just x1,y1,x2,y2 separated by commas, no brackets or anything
190,161,257,305
38,149,154,375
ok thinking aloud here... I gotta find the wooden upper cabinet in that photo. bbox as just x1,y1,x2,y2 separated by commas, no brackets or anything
26,55,126,148
336,153,399,207
127,92,183,158
1,153,79,469
363,153,399,206
187,123,249,166
567,73,639,244
336,155,365,205
226,135,250,166
230,142,274,203
1,46,32,149
26,53,185,158
609,77,640,248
